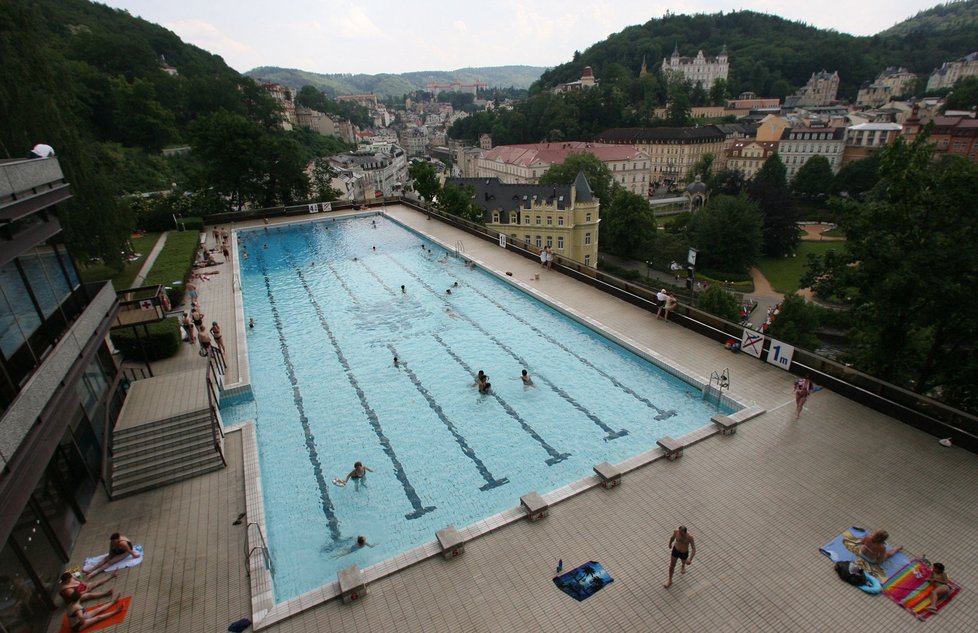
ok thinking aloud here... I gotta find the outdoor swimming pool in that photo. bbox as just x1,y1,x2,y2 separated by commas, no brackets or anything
225,214,733,602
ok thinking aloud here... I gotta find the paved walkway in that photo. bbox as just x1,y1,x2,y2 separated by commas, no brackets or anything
130,232,169,288
52,206,977,633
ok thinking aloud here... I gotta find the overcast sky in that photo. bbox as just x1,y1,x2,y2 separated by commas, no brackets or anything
101,0,943,75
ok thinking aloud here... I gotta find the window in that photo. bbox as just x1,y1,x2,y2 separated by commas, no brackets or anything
584,254,591,266
546,216,552,226
546,236,553,247
557,236,564,249
524,215,530,224
535,236,542,247
585,213,592,222
584,232,592,245
492,212,499,223
525,235,531,244
535,216,541,225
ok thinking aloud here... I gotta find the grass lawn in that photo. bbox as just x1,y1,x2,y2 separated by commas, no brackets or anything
757,241,845,294
821,226,846,238
78,232,161,290
143,230,201,297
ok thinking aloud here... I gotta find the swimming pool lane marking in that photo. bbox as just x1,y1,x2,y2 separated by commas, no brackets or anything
445,270,678,420
386,343,510,491
257,256,342,543
385,255,628,442
343,257,568,465
287,254,437,520
431,333,571,466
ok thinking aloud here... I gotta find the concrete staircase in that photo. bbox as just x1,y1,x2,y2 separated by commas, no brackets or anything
111,409,225,498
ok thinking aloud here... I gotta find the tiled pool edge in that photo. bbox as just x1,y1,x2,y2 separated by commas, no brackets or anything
243,407,765,629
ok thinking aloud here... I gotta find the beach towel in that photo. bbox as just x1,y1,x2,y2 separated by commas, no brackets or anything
84,544,145,574
818,528,910,580
553,561,614,601
883,561,961,620
58,596,132,633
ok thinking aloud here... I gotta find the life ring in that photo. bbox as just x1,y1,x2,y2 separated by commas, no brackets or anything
858,574,882,594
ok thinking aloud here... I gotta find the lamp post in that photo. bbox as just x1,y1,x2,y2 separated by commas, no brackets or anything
687,247,698,305
645,260,652,280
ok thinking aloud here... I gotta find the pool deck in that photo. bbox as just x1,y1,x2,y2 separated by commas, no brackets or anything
52,205,977,633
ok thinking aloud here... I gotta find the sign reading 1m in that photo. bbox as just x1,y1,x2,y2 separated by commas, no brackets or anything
766,339,795,371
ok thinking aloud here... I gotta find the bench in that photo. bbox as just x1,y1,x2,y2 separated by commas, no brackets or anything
337,564,367,604
711,414,739,435
520,492,549,522
436,525,465,560
657,436,684,461
593,462,622,489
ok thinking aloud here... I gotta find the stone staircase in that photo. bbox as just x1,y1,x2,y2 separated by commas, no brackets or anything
111,409,226,498
109,367,226,498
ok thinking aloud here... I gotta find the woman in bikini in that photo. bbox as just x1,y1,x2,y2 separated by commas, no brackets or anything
59,571,115,604
65,590,123,631
83,533,140,576
210,322,226,354
927,563,952,613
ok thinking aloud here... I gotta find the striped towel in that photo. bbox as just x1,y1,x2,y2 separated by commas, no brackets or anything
882,562,961,620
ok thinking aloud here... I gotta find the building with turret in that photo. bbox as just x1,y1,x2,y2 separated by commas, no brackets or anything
554,67,598,93
661,45,729,88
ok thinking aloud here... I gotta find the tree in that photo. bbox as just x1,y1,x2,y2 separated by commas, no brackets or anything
687,153,715,184
832,154,881,199
791,155,835,199
310,157,341,201
601,189,656,258
749,153,799,257
539,153,615,204
804,132,978,412
768,294,821,350
697,285,740,321
943,76,978,112
688,194,763,274
438,183,483,223
666,79,692,126
408,160,440,204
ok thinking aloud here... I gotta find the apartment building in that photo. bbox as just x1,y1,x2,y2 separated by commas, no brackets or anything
779,126,847,178
926,52,978,92
447,174,601,266
856,67,918,108
841,122,902,166
328,145,408,199
475,142,650,196
903,109,978,162
593,126,727,187
724,140,781,180
0,157,130,632
785,70,840,108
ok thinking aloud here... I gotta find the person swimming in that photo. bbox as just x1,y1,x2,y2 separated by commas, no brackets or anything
520,369,534,386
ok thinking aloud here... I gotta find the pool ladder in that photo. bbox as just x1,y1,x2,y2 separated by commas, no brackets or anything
454,239,466,259
246,521,275,575
707,368,730,410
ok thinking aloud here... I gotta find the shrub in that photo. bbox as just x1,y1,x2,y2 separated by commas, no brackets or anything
697,285,741,321
110,317,182,361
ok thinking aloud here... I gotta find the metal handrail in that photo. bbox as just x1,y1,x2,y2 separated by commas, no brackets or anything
246,522,274,574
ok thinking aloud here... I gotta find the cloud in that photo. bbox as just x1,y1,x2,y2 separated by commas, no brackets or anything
164,19,262,70
330,6,387,39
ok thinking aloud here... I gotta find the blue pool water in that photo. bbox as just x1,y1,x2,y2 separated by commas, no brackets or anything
226,215,732,602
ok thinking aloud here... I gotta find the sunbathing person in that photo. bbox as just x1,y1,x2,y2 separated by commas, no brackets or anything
65,590,123,631
859,530,903,564
59,571,115,604
83,533,140,576
927,563,952,613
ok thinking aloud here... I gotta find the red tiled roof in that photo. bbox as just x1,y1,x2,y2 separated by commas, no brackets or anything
480,142,645,167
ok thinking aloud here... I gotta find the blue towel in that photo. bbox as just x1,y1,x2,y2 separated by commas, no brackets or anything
553,561,614,601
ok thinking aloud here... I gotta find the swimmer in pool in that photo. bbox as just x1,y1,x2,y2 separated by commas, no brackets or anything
520,369,534,387
331,535,375,558
342,461,373,491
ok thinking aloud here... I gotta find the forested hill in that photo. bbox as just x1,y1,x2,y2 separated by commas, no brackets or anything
534,6,978,100
245,65,547,97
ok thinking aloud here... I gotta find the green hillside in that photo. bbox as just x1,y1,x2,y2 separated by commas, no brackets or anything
534,8,978,99
246,65,547,97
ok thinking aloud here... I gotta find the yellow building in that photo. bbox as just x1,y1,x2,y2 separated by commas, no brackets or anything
447,174,600,267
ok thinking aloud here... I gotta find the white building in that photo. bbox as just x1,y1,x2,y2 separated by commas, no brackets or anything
778,126,847,179
927,52,978,92
661,45,729,88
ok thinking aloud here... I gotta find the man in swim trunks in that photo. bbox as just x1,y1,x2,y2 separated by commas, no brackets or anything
665,525,695,588
83,533,140,576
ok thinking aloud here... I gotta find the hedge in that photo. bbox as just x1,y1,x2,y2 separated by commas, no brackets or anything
110,317,182,361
